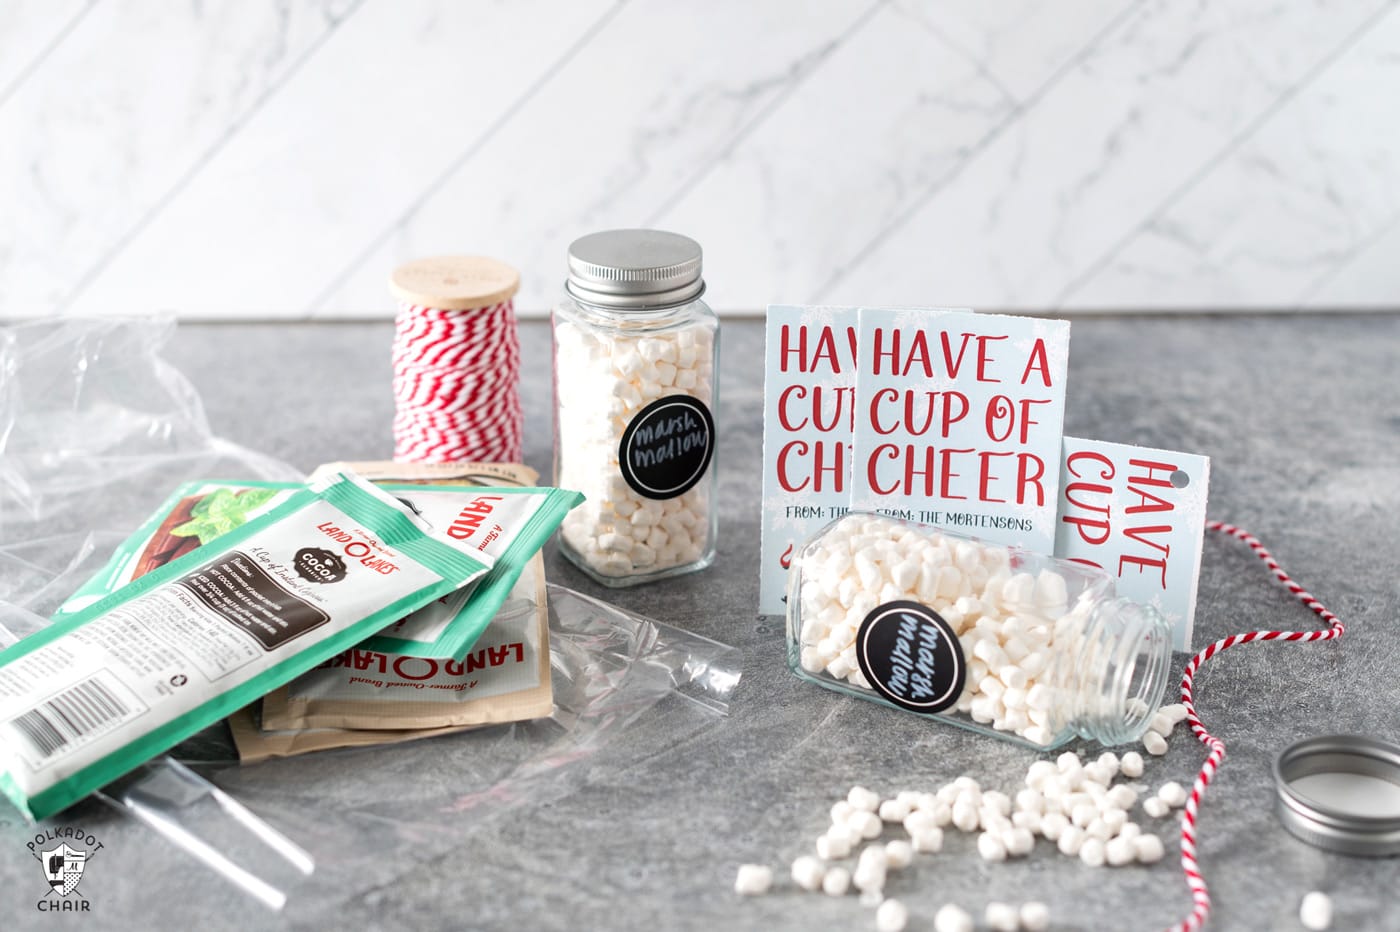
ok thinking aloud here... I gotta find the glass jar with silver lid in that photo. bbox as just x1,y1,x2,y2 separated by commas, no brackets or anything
552,229,719,587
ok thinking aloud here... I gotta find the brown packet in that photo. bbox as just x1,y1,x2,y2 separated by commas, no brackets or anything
227,705,481,764
256,460,553,734
312,460,538,488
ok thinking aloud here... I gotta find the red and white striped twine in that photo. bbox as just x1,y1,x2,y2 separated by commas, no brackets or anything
1165,520,1345,932
391,299,523,463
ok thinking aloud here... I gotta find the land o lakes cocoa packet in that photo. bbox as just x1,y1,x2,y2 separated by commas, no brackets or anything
226,704,482,763
58,462,561,759
260,552,551,731
59,471,579,661
0,471,491,820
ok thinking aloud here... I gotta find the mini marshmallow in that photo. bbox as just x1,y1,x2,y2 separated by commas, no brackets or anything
1079,837,1106,867
790,855,824,892
1026,760,1058,787
1021,651,1049,678
891,560,920,591
1142,797,1170,819
1064,791,1093,814
998,665,1029,690
1105,785,1138,810
1299,891,1333,930
1003,826,1035,856
879,798,912,823
977,831,1008,862
1161,703,1189,724
904,810,938,836
1120,751,1145,778
985,902,1019,931
831,800,853,825
1147,710,1174,737
951,802,980,833
1105,835,1136,867
911,827,944,853
1040,811,1069,841
848,786,881,812
853,849,887,893
1157,781,1188,808
733,864,772,895
934,904,975,932
821,866,851,896
1084,818,1114,842
877,899,910,932
1143,731,1169,756
1020,901,1051,931
1024,725,1055,746
816,831,852,860
851,809,883,840
1025,683,1054,711
982,791,1012,815
895,790,923,808
1134,833,1165,864
1057,825,1086,856
884,839,913,870
1079,762,1109,787
1096,751,1121,775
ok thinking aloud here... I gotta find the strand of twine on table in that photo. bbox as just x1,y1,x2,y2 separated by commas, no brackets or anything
1165,520,1345,932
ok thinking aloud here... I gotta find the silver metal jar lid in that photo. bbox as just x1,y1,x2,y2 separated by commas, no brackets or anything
1273,734,1400,857
565,229,705,309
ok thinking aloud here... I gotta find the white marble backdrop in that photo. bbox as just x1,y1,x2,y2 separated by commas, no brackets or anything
2,0,1398,319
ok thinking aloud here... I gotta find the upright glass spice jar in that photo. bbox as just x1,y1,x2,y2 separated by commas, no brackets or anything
553,229,719,587
787,513,1172,749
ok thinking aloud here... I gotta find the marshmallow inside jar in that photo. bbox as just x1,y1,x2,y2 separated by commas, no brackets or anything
784,512,1174,750
552,229,720,587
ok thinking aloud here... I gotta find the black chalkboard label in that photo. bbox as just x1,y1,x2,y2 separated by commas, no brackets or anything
618,395,715,500
855,600,965,715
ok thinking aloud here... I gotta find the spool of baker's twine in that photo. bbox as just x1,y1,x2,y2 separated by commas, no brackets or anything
389,256,523,464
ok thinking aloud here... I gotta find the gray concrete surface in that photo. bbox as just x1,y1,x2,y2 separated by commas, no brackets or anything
3,315,1398,930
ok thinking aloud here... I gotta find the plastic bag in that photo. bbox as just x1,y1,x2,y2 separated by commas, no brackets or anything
0,318,742,913
178,584,740,920
0,317,301,645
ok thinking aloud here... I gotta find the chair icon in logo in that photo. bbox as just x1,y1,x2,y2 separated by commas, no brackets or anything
42,843,87,897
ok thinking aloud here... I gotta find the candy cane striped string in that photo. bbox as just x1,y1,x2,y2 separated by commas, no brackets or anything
1165,520,1345,932
392,299,523,463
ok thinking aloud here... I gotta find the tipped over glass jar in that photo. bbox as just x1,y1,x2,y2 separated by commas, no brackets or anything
786,513,1172,749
